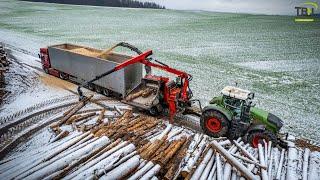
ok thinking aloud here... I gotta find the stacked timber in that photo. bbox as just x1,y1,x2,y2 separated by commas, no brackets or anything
125,87,156,101
0,44,9,103
0,45,8,67
0,98,320,180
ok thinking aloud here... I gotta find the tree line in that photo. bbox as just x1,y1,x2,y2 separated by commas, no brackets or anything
22,0,165,9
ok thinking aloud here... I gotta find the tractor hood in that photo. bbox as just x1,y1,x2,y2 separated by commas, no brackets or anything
250,107,283,131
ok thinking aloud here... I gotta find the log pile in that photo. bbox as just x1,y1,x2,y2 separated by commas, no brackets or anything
125,87,156,101
0,44,9,103
0,98,320,180
0,45,8,67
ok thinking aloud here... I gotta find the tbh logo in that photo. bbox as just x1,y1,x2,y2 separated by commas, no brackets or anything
295,1,319,22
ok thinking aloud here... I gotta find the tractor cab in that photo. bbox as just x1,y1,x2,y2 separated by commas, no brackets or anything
220,86,254,122
201,85,285,148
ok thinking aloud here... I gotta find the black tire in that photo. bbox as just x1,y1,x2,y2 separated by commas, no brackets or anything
88,84,95,91
228,119,244,140
96,86,102,94
149,106,160,116
103,89,112,97
247,130,278,148
200,110,230,138
59,72,69,80
43,68,49,74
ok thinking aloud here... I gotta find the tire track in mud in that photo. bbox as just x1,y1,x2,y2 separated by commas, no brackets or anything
0,102,77,151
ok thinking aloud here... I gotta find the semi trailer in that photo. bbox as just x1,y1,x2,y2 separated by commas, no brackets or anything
39,43,142,98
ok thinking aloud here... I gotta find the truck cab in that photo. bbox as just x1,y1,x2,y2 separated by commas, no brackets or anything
39,48,50,73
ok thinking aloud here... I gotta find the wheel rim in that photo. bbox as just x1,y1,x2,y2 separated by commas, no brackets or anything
96,87,102,93
149,107,157,115
206,117,222,133
103,89,110,96
252,135,268,148
88,84,94,90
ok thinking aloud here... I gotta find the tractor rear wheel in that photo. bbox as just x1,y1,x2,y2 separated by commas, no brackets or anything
248,130,277,148
201,110,229,138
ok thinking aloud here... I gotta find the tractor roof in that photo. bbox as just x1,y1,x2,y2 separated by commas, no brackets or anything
221,86,252,100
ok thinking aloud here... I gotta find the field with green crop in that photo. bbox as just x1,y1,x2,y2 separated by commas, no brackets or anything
0,0,320,140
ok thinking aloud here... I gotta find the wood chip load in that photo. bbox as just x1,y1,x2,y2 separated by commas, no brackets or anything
70,48,101,57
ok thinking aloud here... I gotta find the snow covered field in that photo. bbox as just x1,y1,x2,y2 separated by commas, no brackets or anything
0,0,319,140
0,45,76,115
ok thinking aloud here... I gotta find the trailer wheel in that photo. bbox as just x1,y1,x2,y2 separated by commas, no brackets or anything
88,84,95,91
200,110,229,138
96,86,103,94
103,89,112,97
248,130,277,148
149,106,160,116
43,68,49,74
59,72,69,80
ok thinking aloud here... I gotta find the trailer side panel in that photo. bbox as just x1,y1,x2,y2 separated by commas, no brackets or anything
48,43,142,96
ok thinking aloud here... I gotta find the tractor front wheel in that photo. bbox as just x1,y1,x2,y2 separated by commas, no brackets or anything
200,110,229,138
248,130,277,148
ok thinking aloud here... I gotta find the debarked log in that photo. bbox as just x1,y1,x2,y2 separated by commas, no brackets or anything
211,140,256,180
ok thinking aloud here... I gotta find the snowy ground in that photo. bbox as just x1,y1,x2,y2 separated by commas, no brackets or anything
0,44,76,116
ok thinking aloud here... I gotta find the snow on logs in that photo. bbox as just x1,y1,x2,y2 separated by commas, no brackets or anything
0,101,320,180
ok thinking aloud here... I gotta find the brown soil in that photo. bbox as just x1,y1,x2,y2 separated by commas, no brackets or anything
39,74,75,91
295,138,320,152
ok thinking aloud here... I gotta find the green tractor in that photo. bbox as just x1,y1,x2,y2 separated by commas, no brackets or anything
200,86,284,148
